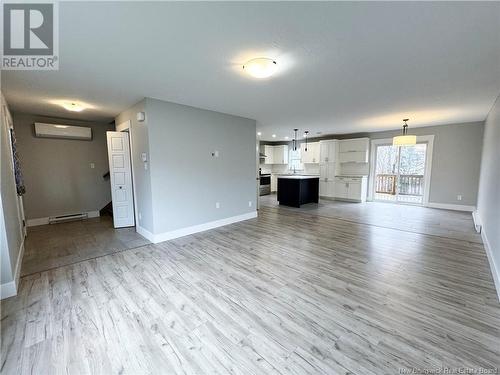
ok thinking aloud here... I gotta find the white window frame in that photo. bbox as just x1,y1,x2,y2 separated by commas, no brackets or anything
288,148,303,171
367,135,434,206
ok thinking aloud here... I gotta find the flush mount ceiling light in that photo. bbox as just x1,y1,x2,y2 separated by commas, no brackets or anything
393,119,416,146
60,101,86,112
272,134,276,138
50,100,90,112
243,58,277,79
257,132,262,136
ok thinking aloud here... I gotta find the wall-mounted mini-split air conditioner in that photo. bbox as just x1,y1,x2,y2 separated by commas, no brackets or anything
34,122,92,140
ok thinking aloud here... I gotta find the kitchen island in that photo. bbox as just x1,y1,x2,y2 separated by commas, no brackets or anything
277,175,320,207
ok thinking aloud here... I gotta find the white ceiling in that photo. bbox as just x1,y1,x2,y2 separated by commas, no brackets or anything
3,2,500,141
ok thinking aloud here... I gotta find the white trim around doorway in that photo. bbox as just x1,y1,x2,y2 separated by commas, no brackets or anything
367,135,434,206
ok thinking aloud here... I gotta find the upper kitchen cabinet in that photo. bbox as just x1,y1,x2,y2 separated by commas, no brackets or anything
273,145,289,164
338,138,369,163
301,141,320,163
319,139,337,163
261,145,274,164
260,145,288,164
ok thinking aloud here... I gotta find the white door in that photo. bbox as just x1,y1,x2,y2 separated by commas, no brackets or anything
106,131,135,228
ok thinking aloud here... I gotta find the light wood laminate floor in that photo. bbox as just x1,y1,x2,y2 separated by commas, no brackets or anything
21,216,150,276
260,194,482,243
1,207,499,374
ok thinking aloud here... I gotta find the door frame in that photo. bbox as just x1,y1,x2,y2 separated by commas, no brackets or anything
367,135,434,205
115,120,138,226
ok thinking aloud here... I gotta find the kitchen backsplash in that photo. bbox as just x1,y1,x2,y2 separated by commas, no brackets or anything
260,163,320,175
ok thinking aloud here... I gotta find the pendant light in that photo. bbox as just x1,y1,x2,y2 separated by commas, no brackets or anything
304,131,309,151
393,119,416,146
293,128,298,151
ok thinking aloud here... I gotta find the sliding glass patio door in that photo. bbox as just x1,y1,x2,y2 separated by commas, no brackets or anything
373,142,428,204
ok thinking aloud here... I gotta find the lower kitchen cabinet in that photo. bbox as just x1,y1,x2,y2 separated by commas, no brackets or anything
334,176,367,202
271,174,277,192
319,180,335,197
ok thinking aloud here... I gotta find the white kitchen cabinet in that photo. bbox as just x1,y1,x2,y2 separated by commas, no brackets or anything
334,180,349,199
319,162,336,198
319,140,337,163
261,145,288,165
338,151,368,163
273,145,289,165
339,138,369,153
338,138,369,163
300,142,320,163
271,174,277,192
334,176,367,202
261,145,274,164
319,180,335,198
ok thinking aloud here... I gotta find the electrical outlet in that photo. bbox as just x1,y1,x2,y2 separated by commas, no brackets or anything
90,162,95,169
248,201,252,207
457,195,462,201
215,202,220,209
138,212,142,220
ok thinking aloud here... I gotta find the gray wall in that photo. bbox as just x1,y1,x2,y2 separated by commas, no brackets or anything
115,99,155,233
1,94,23,286
12,113,113,219
477,94,500,287
146,98,257,233
367,122,484,206
262,121,484,206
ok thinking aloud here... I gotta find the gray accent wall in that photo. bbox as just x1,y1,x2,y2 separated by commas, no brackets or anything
367,122,484,206
115,98,257,236
477,93,500,290
147,98,257,234
262,121,484,206
12,113,113,219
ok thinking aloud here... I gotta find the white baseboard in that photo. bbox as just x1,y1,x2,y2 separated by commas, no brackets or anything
136,225,155,243
87,210,100,218
426,202,475,212
27,210,100,227
0,280,17,299
1,239,25,300
481,227,500,302
151,211,258,244
472,210,482,233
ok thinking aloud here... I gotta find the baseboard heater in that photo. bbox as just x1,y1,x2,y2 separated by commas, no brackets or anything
49,213,88,224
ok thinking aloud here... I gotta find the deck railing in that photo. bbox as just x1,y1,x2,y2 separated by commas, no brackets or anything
375,174,424,196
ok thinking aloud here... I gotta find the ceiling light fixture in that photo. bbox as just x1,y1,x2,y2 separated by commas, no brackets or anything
293,129,298,150
284,136,289,140
60,101,86,112
304,130,309,151
393,118,416,146
257,132,262,136
272,134,276,138
243,58,277,79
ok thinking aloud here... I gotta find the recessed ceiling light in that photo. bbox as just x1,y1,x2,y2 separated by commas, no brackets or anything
284,136,289,140
272,134,276,138
243,58,277,79
257,132,262,136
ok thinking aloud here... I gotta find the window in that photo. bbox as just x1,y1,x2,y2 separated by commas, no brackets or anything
289,148,303,171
